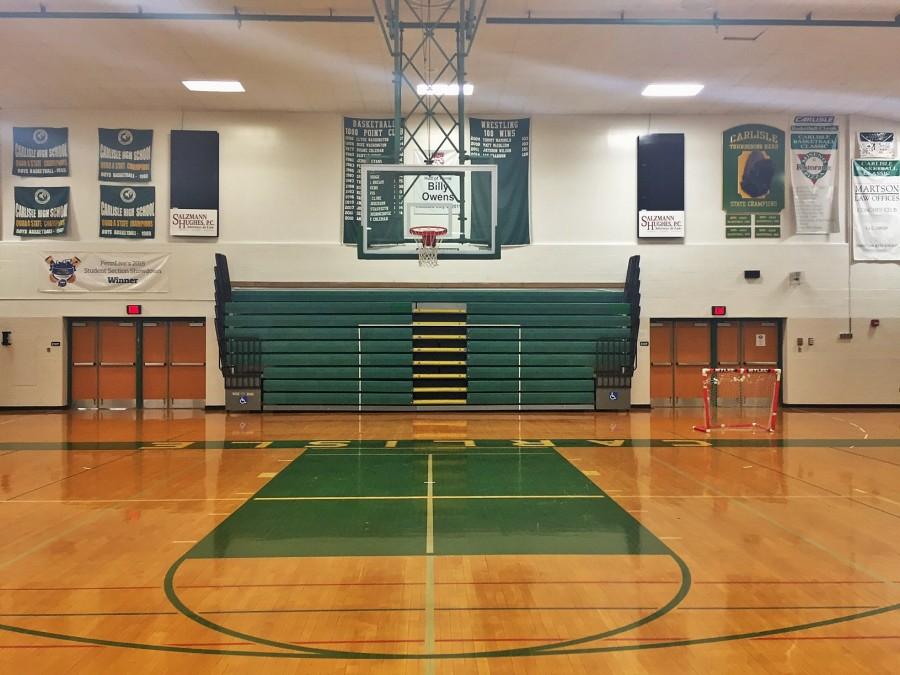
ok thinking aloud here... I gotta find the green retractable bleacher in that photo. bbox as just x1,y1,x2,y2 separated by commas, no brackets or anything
221,284,636,411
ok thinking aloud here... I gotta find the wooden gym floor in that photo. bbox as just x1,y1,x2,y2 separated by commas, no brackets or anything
0,408,898,673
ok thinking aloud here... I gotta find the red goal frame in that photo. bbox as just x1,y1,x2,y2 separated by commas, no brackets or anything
693,367,782,433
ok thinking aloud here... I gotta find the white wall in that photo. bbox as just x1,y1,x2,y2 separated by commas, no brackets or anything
1,110,898,407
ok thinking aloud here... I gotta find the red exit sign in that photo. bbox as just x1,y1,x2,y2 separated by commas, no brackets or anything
126,304,142,315
711,305,727,316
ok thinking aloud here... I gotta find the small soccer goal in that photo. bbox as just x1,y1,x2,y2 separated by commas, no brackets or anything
693,367,781,433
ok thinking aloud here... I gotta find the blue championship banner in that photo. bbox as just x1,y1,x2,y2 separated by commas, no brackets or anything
14,186,69,236
99,128,153,182
13,127,69,177
100,185,156,239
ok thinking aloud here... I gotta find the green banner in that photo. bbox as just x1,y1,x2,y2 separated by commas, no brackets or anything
754,213,782,238
13,127,69,177
470,118,531,245
99,128,153,182
725,213,751,238
342,117,402,244
100,186,156,239
14,187,69,236
723,124,785,213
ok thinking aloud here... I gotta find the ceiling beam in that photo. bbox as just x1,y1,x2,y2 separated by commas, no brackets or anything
0,10,373,23
486,15,900,29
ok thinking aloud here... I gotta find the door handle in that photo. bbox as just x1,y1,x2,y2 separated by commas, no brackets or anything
100,362,135,366
676,362,708,366
73,361,96,366
745,361,777,366
718,361,740,365
650,361,673,366
143,362,166,367
171,362,204,367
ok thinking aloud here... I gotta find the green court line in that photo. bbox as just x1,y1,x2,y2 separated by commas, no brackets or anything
2,437,900,451
161,550,692,660
0,602,898,660
253,495,607,500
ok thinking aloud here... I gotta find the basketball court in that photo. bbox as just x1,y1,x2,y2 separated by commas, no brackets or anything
0,409,898,673
1,1,900,673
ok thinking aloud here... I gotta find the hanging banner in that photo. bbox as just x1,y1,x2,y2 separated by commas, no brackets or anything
852,160,900,261
470,118,531,245
342,117,402,244
100,186,156,239
857,132,896,160
14,187,69,237
99,128,153,182
791,116,839,234
13,127,69,176
40,252,170,292
722,124,785,214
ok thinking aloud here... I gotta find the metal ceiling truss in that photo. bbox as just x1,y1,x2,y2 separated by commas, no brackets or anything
486,12,900,28
373,0,487,164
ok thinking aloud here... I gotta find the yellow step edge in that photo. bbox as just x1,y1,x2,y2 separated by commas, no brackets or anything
413,308,466,314
413,373,467,379
413,334,466,340
414,399,468,405
413,387,468,393
413,347,466,352
412,321,467,327
413,360,467,366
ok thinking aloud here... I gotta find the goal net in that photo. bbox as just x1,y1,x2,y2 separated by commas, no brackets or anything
693,368,781,433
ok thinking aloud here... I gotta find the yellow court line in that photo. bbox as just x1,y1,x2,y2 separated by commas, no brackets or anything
414,347,467,352
413,360,467,366
412,321,467,326
413,374,467,379
254,494,606,501
414,388,468,393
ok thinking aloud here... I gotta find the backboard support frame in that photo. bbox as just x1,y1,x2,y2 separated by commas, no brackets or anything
358,163,500,260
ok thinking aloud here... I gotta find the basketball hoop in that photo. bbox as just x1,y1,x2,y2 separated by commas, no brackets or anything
409,226,446,267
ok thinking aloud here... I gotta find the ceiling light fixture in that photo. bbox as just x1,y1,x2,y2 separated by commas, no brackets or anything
182,80,245,93
416,83,474,97
641,83,704,97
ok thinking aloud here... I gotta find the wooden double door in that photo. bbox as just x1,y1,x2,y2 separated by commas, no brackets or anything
650,319,781,407
70,319,206,409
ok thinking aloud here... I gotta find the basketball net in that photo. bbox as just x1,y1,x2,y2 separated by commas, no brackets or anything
410,226,446,267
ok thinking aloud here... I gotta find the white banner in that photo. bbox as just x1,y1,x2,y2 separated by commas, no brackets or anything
40,252,169,292
852,160,900,261
790,120,838,234
638,210,685,238
170,208,218,237
857,132,896,159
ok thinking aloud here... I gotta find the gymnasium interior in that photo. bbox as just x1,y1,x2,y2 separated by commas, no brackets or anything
0,1,898,673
